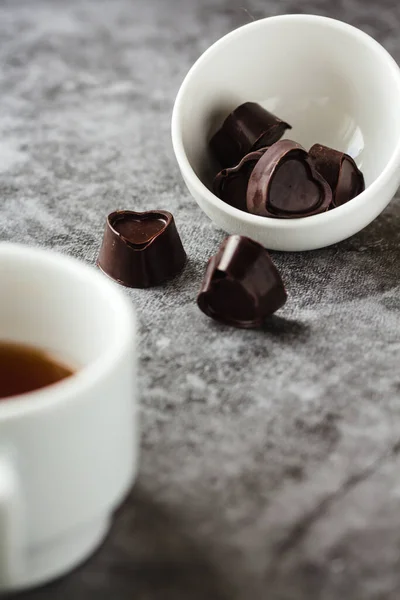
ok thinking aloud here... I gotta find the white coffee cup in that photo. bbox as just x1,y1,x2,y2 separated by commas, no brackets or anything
0,243,138,593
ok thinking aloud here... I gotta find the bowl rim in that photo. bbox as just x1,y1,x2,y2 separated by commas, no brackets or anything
171,14,400,230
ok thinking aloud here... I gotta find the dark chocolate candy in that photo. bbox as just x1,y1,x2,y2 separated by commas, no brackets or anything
210,102,291,169
213,148,267,212
246,140,332,218
97,210,186,288
197,235,287,328
309,143,365,208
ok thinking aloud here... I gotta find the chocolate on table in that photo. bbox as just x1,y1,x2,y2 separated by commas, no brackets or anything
246,140,332,218
309,143,365,208
213,148,267,212
197,235,287,328
97,210,186,288
210,102,291,169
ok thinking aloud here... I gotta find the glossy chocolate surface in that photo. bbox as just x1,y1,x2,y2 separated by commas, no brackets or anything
213,148,267,212
246,140,332,218
197,235,287,328
97,210,186,288
309,143,365,208
114,217,166,246
210,102,291,169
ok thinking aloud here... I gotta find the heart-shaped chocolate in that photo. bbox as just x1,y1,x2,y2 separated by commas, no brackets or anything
246,140,332,218
210,102,291,169
97,210,186,288
197,235,287,328
113,212,167,248
213,148,267,212
309,143,365,208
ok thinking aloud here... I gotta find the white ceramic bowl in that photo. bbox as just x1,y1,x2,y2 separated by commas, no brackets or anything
172,15,400,251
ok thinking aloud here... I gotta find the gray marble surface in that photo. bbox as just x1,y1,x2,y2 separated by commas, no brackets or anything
1,0,400,598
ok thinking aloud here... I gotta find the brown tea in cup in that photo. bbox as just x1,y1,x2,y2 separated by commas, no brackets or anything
0,341,74,400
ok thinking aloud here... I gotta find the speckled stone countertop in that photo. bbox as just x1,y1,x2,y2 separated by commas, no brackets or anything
2,0,400,598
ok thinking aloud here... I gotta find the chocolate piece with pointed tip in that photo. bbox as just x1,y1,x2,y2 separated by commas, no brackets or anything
246,140,332,218
97,210,186,288
309,143,365,208
197,235,287,328
210,102,291,169
213,148,267,211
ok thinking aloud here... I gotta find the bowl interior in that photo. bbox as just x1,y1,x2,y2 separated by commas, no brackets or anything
177,16,400,193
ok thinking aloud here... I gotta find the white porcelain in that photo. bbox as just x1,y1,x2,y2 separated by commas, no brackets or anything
0,243,138,593
172,15,400,251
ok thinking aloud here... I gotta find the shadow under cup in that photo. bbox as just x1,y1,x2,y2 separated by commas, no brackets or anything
0,244,137,592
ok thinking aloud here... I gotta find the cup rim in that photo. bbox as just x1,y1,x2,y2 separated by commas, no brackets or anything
171,14,400,231
0,243,135,420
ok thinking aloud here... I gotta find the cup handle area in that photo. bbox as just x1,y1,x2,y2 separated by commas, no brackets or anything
0,455,23,586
